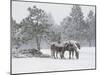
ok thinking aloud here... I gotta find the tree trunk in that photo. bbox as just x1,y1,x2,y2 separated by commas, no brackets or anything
36,35,41,50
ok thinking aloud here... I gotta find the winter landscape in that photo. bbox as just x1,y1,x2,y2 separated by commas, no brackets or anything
12,47,95,74
11,0,96,74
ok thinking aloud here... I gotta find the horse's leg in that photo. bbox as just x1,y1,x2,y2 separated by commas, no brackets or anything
75,51,79,59
53,50,55,59
69,51,71,59
51,50,53,58
59,51,62,59
60,51,62,59
56,51,58,59
51,49,55,59
54,50,56,59
60,51,65,59
72,51,74,59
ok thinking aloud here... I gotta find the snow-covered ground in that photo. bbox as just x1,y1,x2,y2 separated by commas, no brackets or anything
12,47,95,74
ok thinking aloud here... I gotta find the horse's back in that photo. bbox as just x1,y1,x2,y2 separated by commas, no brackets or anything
69,40,80,49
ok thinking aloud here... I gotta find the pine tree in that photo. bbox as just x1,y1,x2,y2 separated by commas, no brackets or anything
19,6,53,50
86,10,95,46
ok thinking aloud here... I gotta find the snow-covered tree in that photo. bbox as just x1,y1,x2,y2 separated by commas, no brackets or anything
19,6,53,50
61,5,85,41
11,18,23,49
86,10,95,46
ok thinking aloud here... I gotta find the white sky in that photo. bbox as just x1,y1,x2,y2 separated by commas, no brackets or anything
12,1,95,25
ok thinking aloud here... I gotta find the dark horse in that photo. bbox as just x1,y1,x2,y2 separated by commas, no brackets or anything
51,40,80,59
51,43,64,59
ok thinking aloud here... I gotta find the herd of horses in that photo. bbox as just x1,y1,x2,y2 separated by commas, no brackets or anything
50,40,80,59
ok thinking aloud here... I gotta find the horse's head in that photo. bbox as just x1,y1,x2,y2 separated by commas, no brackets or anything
64,42,69,49
64,40,80,59
76,42,81,49
64,41,74,50
73,42,80,59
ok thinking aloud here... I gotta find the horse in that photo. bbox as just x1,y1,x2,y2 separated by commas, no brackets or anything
62,40,80,59
50,42,64,59
50,40,80,59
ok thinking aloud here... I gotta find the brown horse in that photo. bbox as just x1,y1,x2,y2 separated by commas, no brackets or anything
51,42,64,59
